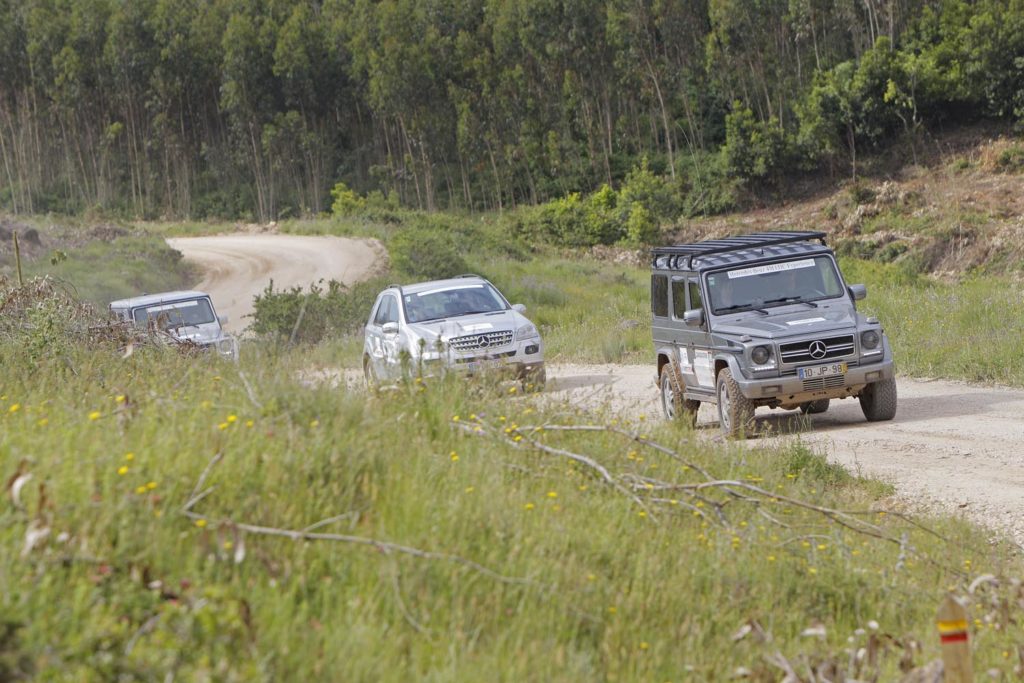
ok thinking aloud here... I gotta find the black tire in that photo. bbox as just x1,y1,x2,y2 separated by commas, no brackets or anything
800,398,831,415
522,367,546,393
860,377,897,422
363,357,378,388
660,363,699,427
716,367,756,439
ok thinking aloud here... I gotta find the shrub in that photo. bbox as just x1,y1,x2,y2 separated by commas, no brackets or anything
389,225,468,280
995,145,1024,173
330,182,366,216
618,157,678,222
250,276,390,344
624,203,659,246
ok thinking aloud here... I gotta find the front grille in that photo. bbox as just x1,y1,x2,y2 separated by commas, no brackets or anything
454,350,516,364
780,334,855,364
802,375,846,391
449,330,514,351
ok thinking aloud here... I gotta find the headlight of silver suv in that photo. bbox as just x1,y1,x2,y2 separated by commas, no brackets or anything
516,323,539,341
860,329,881,352
751,345,772,365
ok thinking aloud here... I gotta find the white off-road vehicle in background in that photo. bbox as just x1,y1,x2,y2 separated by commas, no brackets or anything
109,290,238,360
363,275,545,388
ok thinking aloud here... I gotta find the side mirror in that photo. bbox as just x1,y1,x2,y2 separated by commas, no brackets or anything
683,309,705,328
382,322,399,335
512,303,527,314
218,314,229,326
848,284,867,301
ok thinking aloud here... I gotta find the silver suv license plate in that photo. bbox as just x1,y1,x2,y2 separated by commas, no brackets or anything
799,362,848,379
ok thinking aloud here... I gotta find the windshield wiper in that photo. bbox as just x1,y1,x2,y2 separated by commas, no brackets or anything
764,296,818,308
717,304,768,315
452,309,501,317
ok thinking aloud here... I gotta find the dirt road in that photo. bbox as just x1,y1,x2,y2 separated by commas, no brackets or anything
547,364,1024,542
166,234,382,332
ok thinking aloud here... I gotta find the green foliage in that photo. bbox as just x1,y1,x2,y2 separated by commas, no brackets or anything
1,334,1022,678
3,0,1023,221
994,145,1024,173
250,276,391,344
721,104,788,183
331,181,366,216
389,224,468,281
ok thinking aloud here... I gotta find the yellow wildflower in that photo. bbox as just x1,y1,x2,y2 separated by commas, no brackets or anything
195,519,207,528
115,395,126,404
117,466,128,476
547,491,557,498
524,503,535,510
146,481,157,490
450,451,459,462
309,419,319,428
136,486,147,494
227,415,237,423
37,418,49,427
125,452,134,461
8,404,20,414
217,422,229,430
245,420,254,428
88,411,101,421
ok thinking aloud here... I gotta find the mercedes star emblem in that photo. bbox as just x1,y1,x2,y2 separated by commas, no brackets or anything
477,335,490,348
808,340,828,360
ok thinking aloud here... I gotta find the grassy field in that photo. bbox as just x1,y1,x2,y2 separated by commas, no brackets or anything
1,328,1022,680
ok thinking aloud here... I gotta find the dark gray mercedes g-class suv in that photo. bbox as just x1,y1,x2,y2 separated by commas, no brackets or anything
651,231,896,438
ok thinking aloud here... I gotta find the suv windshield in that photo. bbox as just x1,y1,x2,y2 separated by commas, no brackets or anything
403,283,507,323
133,298,216,329
707,256,844,315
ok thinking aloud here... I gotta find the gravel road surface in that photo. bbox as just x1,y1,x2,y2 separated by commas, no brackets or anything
166,234,381,332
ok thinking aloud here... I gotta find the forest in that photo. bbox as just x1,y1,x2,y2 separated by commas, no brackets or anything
0,0,1021,221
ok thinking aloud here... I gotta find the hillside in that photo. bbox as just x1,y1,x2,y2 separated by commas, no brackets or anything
673,127,1024,277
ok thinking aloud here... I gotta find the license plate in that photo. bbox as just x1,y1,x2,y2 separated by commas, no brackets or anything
798,362,847,379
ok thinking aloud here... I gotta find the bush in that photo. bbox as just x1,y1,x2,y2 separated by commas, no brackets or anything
250,276,390,344
618,157,678,223
389,224,468,280
330,182,366,216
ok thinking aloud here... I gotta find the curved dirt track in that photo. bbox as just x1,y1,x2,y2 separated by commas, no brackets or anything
167,234,382,332
546,364,1024,542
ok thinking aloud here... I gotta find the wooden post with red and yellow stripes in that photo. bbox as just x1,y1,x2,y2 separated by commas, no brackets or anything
936,594,973,682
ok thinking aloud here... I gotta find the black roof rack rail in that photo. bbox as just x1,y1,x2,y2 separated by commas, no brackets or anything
454,273,482,279
651,231,827,270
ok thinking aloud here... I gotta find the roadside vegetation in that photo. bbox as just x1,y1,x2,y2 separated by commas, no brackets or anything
2,281,1023,680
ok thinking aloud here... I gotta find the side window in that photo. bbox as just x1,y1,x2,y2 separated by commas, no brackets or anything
373,296,396,325
651,275,668,317
383,296,399,324
671,279,687,319
688,280,703,311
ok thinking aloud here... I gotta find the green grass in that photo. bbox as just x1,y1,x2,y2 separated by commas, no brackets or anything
840,258,1024,385
1,340,1021,680
2,235,194,307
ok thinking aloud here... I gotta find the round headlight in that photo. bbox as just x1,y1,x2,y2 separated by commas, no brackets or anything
751,345,771,365
861,329,880,350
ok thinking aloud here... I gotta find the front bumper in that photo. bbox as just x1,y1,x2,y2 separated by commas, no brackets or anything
733,357,895,406
416,339,544,379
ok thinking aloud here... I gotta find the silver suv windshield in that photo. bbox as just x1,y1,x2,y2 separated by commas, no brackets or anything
133,298,216,329
403,283,508,323
707,256,845,315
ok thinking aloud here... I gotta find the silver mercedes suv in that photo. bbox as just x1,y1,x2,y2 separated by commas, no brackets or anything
109,290,238,360
363,275,545,388
651,231,896,438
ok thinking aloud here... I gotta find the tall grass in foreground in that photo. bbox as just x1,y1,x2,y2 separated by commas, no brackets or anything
1,343,1021,680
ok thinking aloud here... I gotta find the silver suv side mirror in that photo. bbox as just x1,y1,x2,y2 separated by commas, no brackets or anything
683,309,705,328
218,314,229,326
512,303,527,313
848,284,867,301
382,322,399,335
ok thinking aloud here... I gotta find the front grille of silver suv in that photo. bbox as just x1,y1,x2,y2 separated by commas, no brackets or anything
779,334,855,365
449,330,514,351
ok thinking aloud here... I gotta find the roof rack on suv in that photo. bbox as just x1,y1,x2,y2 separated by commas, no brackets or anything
454,273,482,279
652,231,827,270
